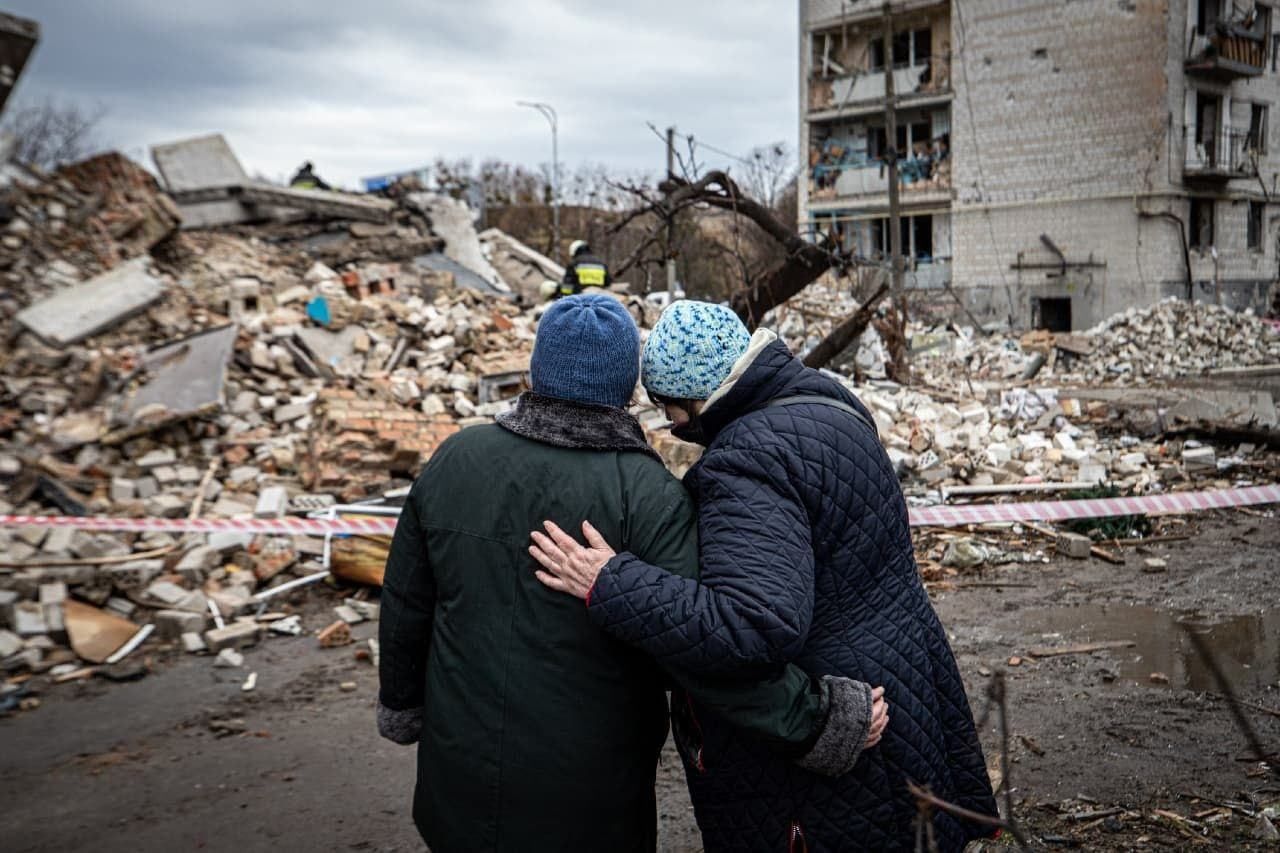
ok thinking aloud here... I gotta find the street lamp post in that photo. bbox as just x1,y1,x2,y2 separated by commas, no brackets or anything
517,100,560,262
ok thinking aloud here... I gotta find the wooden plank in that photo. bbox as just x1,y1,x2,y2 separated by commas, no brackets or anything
1026,640,1136,658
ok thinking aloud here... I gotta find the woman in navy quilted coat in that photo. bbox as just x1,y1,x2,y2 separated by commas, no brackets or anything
531,301,998,852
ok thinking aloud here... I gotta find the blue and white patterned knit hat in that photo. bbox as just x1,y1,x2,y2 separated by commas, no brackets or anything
641,300,751,400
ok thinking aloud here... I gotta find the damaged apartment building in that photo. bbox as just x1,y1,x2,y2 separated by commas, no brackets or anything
799,0,1280,329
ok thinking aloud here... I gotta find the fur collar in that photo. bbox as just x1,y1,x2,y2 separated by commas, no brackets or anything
496,392,661,462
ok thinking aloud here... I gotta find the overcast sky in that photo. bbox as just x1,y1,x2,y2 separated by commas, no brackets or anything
4,1,800,189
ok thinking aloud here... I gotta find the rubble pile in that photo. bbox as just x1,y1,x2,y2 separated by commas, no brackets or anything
761,284,1280,502
0,152,182,315
924,299,1280,387
1061,299,1280,382
1,143,1278,712
0,149,550,704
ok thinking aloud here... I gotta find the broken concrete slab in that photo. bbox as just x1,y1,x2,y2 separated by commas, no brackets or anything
407,194,508,293
151,133,249,194
294,326,366,370
119,324,238,426
15,257,165,347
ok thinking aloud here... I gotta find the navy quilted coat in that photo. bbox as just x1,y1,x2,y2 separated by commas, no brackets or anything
587,338,998,852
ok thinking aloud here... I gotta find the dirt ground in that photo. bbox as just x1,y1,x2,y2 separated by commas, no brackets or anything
1,508,1277,852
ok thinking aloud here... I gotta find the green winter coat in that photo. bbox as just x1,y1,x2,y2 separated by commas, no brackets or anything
377,393,857,853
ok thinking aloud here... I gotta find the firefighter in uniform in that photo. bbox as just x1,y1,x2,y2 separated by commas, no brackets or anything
559,240,610,297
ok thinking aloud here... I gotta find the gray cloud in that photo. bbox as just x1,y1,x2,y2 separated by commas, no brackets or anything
4,1,797,187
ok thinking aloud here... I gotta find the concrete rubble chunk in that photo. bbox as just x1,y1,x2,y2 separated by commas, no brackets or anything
146,494,189,519
207,586,253,618
214,647,244,667
110,478,137,502
104,559,165,590
254,486,289,519
136,448,178,469
38,582,67,605
181,632,207,654
204,620,262,653
0,628,22,659
333,605,364,625
12,601,47,636
176,545,220,579
70,534,131,560
0,589,18,626
145,580,189,607
15,257,165,347
1182,445,1216,469
155,609,206,640
1056,532,1092,559
344,599,380,622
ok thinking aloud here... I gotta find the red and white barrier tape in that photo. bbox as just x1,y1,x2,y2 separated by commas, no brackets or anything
0,484,1276,536
0,514,400,536
908,484,1280,527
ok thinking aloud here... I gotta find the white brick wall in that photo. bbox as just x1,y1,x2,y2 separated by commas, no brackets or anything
950,0,1170,206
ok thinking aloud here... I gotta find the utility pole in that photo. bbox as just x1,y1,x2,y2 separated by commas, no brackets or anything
882,5,904,317
882,3,909,381
517,101,560,261
666,126,677,295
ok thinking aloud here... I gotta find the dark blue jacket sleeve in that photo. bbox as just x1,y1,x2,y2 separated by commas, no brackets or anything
586,445,815,675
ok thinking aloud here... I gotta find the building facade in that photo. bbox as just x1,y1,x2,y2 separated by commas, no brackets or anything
799,0,1280,329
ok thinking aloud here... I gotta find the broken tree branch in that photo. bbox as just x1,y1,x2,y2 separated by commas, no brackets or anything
656,169,855,328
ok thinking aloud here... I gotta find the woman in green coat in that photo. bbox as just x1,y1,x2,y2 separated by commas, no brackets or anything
377,295,870,852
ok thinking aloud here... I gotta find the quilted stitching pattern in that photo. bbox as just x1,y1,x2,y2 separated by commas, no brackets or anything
588,340,997,852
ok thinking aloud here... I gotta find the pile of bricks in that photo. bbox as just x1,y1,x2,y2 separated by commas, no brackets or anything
306,390,459,500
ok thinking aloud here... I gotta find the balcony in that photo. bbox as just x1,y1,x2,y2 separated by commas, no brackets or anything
808,55,951,117
809,156,951,209
1186,23,1268,80
1184,126,1260,180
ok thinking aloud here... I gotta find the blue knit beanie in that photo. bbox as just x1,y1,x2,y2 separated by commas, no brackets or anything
530,294,640,408
641,300,751,400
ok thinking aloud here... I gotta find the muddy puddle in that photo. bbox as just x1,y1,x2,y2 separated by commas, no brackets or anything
1019,604,1280,692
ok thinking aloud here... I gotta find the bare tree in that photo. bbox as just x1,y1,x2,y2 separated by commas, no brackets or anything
1,97,107,171
739,142,797,210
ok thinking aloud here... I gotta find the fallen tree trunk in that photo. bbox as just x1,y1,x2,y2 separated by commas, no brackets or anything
801,282,890,370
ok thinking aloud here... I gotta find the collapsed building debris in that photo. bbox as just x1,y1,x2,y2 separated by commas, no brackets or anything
1,138,1278,717
0,144,551,703
763,280,1280,530
151,134,395,228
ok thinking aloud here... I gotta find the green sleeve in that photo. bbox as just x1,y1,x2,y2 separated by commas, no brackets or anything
626,467,824,750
